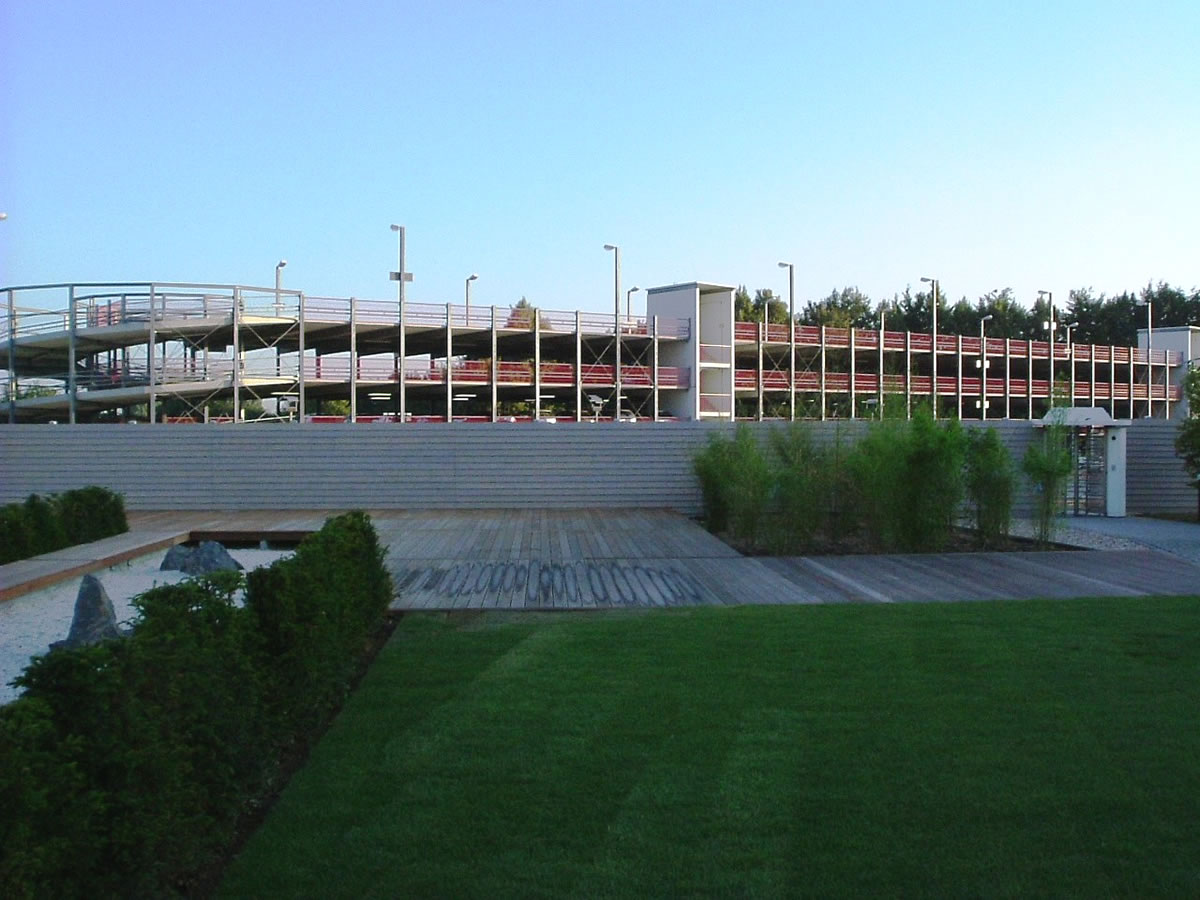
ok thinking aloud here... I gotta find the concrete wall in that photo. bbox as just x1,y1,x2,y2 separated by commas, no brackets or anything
0,419,1191,517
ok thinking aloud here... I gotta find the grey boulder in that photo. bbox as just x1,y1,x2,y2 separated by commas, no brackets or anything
160,541,244,575
51,574,125,649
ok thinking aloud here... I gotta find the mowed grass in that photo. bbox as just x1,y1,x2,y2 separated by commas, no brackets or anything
219,600,1200,899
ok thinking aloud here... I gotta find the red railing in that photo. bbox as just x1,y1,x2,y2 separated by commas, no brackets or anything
730,320,1180,367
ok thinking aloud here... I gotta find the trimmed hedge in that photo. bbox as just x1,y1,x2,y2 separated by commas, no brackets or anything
0,511,393,898
0,486,129,565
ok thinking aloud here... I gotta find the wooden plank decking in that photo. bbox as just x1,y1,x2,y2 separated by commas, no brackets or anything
3,509,1198,609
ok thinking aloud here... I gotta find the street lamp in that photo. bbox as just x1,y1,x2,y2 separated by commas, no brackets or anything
465,274,478,325
604,244,621,422
390,224,411,422
0,212,7,221
626,286,640,319
1136,296,1153,354
920,276,939,417
1039,290,1054,405
274,260,287,316
779,262,795,420
978,314,994,418
1136,296,1153,413
877,303,887,417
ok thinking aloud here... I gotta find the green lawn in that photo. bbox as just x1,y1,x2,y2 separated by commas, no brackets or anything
219,601,1200,899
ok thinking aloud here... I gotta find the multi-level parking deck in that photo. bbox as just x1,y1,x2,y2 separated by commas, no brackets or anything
1,282,690,423
2,280,1182,423
731,321,1180,420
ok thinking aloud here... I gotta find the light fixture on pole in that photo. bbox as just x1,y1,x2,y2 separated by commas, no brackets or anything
0,212,7,221
604,244,621,422
1038,290,1054,404
978,314,994,418
877,303,887,418
390,224,411,423
1136,296,1153,412
1136,296,1153,354
920,276,939,417
465,274,478,325
779,262,795,420
626,286,640,319
1064,321,1079,351
274,260,287,316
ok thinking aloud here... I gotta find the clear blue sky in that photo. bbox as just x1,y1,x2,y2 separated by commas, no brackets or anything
2,1,1198,315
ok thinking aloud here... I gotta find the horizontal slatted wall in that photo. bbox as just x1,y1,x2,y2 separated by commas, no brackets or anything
1127,420,1195,514
5,418,1182,517
0,424,716,513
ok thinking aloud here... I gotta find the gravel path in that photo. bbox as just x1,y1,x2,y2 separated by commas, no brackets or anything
0,548,288,705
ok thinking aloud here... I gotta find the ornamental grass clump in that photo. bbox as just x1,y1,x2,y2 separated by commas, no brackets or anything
768,423,835,553
693,425,772,547
847,411,966,552
1023,421,1073,546
965,427,1015,548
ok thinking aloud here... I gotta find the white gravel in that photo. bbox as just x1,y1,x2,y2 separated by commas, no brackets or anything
0,548,290,705
1007,517,1147,551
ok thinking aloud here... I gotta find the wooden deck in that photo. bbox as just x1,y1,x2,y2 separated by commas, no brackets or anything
3,509,1198,608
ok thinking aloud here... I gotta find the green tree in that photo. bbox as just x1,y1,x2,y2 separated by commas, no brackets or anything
800,287,874,329
1174,366,1200,521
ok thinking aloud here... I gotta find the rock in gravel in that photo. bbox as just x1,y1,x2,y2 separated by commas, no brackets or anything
160,541,244,575
51,575,125,649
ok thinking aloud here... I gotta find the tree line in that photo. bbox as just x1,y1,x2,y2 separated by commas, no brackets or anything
734,281,1200,347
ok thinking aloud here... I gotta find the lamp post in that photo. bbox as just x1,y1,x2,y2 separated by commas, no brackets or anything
1038,290,1054,407
920,276,939,417
779,261,795,420
978,314,993,418
626,286,640,319
390,224,410,423
877,304,886,418
274,260,287,316
1136,297,1153,414
465,274,478,325
604,244,621,422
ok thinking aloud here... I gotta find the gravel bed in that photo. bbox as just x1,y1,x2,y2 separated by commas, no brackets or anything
1007,518,1147,551
1,548,289,705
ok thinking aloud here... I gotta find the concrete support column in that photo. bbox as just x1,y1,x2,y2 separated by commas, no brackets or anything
6,289,15,423
652,315,660,422
575,310,582,422
819,325,827,421
1004,339,1011,419
147,286,158,424
904,331,911,419
849,328,856,419
68,286,77,424
534,310,542,421
446,302,453,423
491,306,499,422
956,334,963,419
231,286,241,423
1027,339,1034,419
756,320,764,421
349,296,358,422
298,293,307,423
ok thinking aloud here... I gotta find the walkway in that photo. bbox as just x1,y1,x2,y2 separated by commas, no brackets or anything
2,509,1198,610
1052,514,1200,567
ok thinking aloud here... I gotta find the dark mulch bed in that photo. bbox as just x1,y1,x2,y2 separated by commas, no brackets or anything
714,526,1082,557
